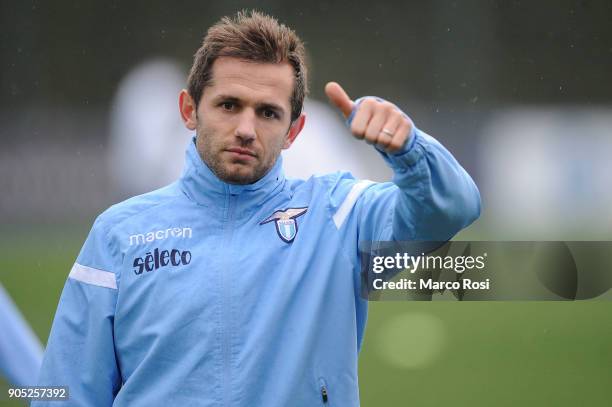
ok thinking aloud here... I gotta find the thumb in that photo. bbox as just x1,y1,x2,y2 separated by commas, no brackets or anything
325,82,354,118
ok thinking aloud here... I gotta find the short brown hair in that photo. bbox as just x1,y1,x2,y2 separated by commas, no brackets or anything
187,10,308,122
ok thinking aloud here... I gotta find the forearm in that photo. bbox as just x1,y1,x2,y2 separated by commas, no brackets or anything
382,128,481,241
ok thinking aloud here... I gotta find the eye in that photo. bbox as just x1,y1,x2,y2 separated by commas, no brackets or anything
220,101,235,111
262,109,278,119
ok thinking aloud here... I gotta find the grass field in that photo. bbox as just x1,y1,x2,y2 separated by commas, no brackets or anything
1,226,611,406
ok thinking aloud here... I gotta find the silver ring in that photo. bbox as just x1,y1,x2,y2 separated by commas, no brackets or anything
380,128,394,137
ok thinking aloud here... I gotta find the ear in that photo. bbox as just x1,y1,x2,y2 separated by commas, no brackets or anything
179,89,198,130
283,113,306,149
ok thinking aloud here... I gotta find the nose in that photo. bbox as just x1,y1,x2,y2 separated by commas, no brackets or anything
235,109,257,144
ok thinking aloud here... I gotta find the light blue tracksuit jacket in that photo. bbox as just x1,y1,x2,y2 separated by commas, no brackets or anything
35,115,480,406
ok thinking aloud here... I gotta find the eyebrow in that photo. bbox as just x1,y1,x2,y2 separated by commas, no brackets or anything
212,94,286,117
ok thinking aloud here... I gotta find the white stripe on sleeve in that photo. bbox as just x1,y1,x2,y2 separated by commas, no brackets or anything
332,180,374,229
68,263,117,289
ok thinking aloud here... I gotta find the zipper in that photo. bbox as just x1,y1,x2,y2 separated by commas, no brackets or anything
221,193,237,406
319,378,329,405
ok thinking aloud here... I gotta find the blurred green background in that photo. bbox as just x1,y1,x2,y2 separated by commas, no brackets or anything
2,0,612,405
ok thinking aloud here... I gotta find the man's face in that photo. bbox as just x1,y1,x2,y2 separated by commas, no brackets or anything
180,57,304,185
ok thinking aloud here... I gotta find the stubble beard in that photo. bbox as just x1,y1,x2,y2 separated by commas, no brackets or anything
195,123,282,185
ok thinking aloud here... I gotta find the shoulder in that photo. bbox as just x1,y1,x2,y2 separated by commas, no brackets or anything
93,182,184,234
76,182,186,270
286,171,377,208
288,171,358,190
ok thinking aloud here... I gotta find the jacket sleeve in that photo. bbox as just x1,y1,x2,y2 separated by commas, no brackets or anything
0,284,43,386
329,114,481,265
364,126,481,242
32,216,122,406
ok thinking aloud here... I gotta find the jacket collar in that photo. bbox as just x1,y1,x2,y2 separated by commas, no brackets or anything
179,137,285,206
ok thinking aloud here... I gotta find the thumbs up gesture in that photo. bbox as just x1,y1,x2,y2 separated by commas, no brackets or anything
324,82,413,153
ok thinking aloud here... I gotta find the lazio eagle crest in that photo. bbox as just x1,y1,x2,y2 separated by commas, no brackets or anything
260,207,308,243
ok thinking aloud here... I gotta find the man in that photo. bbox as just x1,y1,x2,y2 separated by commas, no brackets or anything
35,10,480,406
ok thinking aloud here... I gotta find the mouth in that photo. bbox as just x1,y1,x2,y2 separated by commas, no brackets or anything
225,147,257,159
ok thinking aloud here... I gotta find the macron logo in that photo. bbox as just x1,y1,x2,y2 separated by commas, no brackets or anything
129,227,193,246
